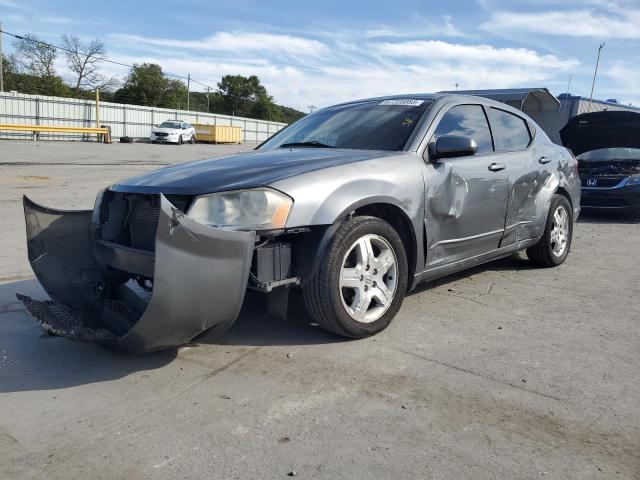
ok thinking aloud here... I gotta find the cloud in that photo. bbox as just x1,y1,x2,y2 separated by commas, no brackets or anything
364,15,465,38
602,61,640,106
480,7,640,39
0,0,28,10
373,40,577,69
110,31,329,57
102,36,579,111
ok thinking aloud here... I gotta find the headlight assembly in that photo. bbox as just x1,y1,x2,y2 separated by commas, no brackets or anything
186,188,293,232
627,174,640,185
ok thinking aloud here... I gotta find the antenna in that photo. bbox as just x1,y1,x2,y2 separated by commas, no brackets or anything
589,42,605,102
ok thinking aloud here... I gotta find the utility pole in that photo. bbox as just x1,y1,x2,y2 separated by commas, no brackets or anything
0,23,4,92
455,82,459,91
206,86,210,113
95,88,101,141
186,73,191,111
589,42,605,102
564,75,572,110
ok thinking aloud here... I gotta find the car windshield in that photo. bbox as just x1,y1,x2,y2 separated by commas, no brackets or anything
261,99,431,151
577,148,640,161
159,122,181,129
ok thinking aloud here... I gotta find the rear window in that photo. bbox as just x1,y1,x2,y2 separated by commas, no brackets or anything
489,108,531,151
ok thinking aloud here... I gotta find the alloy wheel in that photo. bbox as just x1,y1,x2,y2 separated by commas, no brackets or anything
550,205,569,257
339,234,398,323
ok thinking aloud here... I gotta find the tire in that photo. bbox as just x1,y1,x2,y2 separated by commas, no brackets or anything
178,135,183,145
303,216,408,338
190,134,196,144
527,194,573,267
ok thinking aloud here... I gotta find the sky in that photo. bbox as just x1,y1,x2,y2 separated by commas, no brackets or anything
1,0,639,111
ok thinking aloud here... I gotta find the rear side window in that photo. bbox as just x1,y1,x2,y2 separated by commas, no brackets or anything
432,105,493,154
489,108,531,151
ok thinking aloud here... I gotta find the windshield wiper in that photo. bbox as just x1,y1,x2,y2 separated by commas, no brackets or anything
280,141,334,148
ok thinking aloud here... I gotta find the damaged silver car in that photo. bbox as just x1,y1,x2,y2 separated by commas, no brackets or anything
18,94,581,353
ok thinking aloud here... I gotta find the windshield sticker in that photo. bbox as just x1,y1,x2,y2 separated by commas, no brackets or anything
379,99,424,106
402,117,414,127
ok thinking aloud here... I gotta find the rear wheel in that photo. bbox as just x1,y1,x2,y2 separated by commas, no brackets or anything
303,216,408,338
190,134,196,144
527,194,573,267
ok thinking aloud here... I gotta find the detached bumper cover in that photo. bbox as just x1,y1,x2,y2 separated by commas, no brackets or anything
17,194,255,353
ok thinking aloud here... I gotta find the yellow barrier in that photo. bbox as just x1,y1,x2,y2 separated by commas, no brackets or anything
0,124,111,143
193,124,242,144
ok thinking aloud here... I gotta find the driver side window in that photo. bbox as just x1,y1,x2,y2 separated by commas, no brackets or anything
433,105,494,154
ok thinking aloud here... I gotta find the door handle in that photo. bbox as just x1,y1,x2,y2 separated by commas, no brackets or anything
538,156,551,164
488,162,506,172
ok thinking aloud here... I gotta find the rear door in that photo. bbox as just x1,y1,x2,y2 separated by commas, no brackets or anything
486,107,546,245
424,104,509,267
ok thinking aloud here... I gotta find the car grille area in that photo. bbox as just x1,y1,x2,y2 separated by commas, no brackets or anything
129,197,160,251
581,176,626,188
154,132,169,137
100,192,192,253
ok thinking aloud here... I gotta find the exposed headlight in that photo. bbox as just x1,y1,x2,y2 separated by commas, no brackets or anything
627,174,640,185
187,188,293,232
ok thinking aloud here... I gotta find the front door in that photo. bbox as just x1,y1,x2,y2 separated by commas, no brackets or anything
423,104,509,267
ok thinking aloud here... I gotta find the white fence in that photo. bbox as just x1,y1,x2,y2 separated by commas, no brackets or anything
0,91,287,143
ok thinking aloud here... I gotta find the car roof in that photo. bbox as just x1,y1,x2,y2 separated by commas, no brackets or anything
331,93,520,111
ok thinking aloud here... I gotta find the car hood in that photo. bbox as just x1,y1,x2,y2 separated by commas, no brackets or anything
111,148,396,195
560,111,640,157
152,127,181,134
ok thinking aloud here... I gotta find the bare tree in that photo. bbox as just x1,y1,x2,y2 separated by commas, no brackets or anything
61,35,116,90
14,34,57,77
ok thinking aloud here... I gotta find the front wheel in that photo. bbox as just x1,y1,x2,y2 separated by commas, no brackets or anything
178,135,183,145
527,194,573,267
303,216,408,338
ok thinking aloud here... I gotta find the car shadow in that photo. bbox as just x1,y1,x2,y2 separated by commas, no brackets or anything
409,253,533,296
578,208,640,224
0,278,176,393
0,280,342,393
196,290,347,348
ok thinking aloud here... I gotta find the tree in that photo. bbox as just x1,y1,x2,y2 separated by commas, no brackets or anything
61,35,117,91
1,53,16,90
14,34,57,77
217,74,269,116
113,63,187,108
251,95,280,122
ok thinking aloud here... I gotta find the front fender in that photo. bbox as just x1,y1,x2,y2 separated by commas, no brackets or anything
272,154,424,228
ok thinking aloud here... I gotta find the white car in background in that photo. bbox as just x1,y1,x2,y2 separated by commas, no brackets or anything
150,120,196,144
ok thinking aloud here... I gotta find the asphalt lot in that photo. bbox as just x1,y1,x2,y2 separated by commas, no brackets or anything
0,140,639,479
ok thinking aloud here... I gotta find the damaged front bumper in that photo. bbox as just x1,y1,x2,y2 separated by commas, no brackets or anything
17,194,255,354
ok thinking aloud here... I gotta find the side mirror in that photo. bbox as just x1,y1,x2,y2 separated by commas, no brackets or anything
428,135,478,160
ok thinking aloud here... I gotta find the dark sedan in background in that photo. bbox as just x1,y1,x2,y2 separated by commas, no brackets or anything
561,111,640,211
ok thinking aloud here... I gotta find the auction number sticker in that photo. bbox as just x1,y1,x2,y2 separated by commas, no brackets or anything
379,99,424,106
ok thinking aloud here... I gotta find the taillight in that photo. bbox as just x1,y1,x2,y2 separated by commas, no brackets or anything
567,148,578,173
